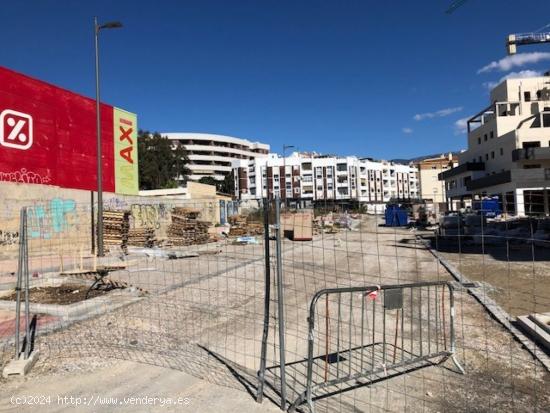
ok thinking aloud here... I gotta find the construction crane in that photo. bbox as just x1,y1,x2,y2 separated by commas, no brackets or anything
446,0,469,14
445,2,550,55
506,32,550,55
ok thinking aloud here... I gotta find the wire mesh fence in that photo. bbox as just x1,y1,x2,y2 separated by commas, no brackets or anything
0,195,549,412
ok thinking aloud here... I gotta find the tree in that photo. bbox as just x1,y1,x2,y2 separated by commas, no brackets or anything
198,176,219,187
138,131,191,190
218,171,235,195
198,171,235,195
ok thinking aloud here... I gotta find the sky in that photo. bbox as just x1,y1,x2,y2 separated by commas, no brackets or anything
2,0,550,160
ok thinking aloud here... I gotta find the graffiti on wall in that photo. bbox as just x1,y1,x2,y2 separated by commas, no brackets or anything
130,204,168,229
105,197,129,210
0,230,18,246
27,198,76,239
0,168,52,185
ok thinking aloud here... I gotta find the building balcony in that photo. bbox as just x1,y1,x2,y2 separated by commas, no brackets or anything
466,167,550,192
466,170,511,191
512,147,550,162
439,162,485,180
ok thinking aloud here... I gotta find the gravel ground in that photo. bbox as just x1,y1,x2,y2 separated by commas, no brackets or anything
0,215,549,412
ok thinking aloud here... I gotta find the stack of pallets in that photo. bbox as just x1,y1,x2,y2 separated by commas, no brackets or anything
128,228,156,247
167,207,211,246
103,210,130,253
228,215,263,236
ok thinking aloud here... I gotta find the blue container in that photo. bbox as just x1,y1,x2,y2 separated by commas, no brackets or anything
473,197,501,218
385,205,408,227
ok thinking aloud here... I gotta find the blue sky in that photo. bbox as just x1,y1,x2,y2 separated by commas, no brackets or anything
2,0,550,159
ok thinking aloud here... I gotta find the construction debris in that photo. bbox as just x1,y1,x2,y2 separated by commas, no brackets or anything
232,236,260,245
167,207,211,246
128,228,156,248
228,215,263,236
103,210,130,253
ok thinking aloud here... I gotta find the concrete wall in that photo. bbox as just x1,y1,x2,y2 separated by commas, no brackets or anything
0,181,228,274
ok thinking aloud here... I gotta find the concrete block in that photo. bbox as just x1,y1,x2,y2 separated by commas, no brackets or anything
517,313,550,352
2,351,39,378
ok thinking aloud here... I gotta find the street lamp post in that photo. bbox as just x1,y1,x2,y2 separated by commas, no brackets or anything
94,17,123,257
282,145,295,207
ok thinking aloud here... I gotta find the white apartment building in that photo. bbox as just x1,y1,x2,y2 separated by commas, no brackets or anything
162,133,269,182
233,153,419,204
440,74,550,216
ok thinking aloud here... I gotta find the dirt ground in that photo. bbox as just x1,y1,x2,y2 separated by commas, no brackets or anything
0,215,549,412
432,237,550,317
0,284,118,305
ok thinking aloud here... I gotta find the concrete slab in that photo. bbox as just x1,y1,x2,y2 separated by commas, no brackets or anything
2,351,39,378
517,313,550,352
0,360,280,412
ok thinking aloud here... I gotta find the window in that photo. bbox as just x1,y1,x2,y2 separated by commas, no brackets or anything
524,164,541,169
336,163,347,172
490,131,494,138
500,148,504,156
327,184,333,190
317,185,323,191
523,141,541,149
478,156,482,163
484,134,488,141
302,175,312,182
478,137,481,145
302,162,312,171
491,151,495,159
485,154,489,161
524,91,531,102
316,169,323,178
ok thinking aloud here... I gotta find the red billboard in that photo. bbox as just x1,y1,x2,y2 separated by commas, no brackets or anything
0,66,138,194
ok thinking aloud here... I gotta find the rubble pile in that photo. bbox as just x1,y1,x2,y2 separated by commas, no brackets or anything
167,207,211,246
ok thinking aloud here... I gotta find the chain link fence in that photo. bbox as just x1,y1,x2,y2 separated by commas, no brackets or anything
1,196,549,412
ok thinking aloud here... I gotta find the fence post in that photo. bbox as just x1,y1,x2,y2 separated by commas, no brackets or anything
275,196,287,410
256,199,271,403
14,207,30,360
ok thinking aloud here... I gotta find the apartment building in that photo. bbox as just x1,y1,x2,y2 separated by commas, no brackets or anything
162,133,269,182
416,153,458,203
233,153,419,204
440,74,550,216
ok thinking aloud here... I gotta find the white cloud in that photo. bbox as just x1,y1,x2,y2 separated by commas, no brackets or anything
414,106,463,121
478,52,550,74
483,69,543,90
454,117,469,135
402,127,413,134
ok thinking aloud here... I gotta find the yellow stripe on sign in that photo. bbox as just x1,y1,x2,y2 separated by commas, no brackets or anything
113,107,139,195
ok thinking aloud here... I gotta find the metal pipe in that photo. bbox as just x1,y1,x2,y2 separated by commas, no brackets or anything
256,199,271,403
14,208,25,358
90,191,95,255
94,16,104,257
274,196,287,410
23,211,30,359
